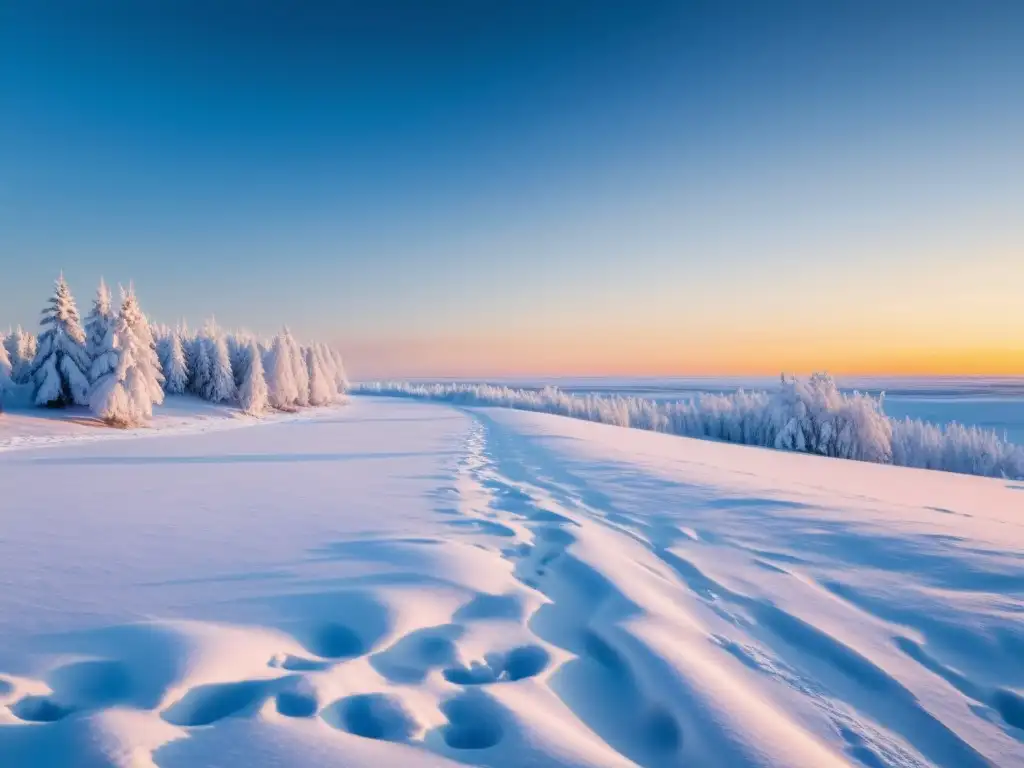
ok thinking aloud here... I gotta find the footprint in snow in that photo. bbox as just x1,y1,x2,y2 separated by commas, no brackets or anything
443,645,550,685
370,624,462,685
322,693,420,742
275,678,320,718
162,679,275,726
9,695,75,723
440,691,505,750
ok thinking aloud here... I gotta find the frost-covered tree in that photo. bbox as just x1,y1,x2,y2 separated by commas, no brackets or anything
5,327,35,385
162,331,189,395
0,339,12,412
204,330,236,403
227,332,253,387
150,322,172,343
87,286,163,425
316,343,336,383
89,322,119,391
328,345,349,393
188,334,212,397
238,340,268,415
3,333,29,387
89,303,153,427
84,279,115,380
30,275,91,407
265,334,299,410
768,373,891,463
282,328,309,407
315,343,344,396
120,287,165,407
306,345,334,406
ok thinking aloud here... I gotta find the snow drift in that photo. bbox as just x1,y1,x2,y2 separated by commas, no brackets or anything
355,375,1024,480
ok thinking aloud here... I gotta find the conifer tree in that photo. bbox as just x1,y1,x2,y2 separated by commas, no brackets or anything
89,288,159,426
238,340,269,415
163,331,189,395
265,334,299,410
205,330,236,403
189,335,212,397
21,329,37,373
30,275,91,407
120,286,165,406
306,345,334,405
283,328,309,407
329,346,349,393
2,333,17,383
0,339,11,412
84,279,115,380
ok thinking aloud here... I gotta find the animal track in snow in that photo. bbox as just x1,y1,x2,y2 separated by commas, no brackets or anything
443,644,550,685
275,677,320,718
440,691,505,750
163,679,274,726
322,693,420,742
371,624,462,684
301,622,365,659
9,695,74,723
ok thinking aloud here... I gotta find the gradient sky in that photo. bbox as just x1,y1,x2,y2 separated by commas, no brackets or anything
2,1,1022,378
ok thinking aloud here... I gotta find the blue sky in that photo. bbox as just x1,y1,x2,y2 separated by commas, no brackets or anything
2,1,1022,377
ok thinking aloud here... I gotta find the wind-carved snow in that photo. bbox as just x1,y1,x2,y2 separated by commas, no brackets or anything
0,397,1021,767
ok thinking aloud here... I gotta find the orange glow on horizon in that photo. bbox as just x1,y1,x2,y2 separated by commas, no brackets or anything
340,333,1024,379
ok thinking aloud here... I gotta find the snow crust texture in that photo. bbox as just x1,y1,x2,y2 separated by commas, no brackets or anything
0,397,1021,767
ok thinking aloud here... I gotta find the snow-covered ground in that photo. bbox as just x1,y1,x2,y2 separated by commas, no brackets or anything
0,396,1021,767
0,395,324,453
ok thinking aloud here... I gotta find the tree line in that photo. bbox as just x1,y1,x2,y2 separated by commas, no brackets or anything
0,276,348,427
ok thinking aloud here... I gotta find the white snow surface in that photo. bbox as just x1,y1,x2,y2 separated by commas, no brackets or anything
0,396,1022,767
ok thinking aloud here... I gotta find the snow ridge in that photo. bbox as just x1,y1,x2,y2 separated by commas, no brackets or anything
355,377,1024,480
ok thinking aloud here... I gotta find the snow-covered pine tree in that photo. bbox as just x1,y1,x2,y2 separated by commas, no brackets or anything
227,332,249,387
265,333,299,410
313,343,337,394
189,334,212,397
1,333,14,381
5,327,34,385
156,335,171,377
30,275,91,407
306,345,334,405
89,300,152,427
282,328,310,407
163,331,189,395
89,320,119,391
84,279,115,382
0,338,12,412
315,342,333,380
204,330,236,403
150,322,171,343
318,343,347,395
238,340,269,415
329,346,349,393
22,330,37,370
119,286,165,407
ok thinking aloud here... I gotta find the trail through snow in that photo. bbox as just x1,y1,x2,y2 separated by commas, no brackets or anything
0,396,1021,767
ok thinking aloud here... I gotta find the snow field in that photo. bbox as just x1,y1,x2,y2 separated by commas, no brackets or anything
0,396,1021,766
